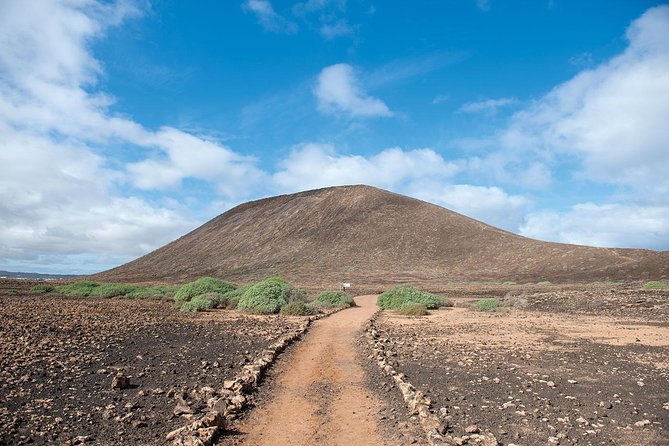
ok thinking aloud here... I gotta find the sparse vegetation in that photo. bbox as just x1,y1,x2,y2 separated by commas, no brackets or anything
279,301,314,316
54,281,100,296
30,284,55,293
237,278,294,314
644,280,669,290
397,303,429,316
305,300,328,313
475,298,499,312
89,283,142,299
315,291,355,308
221,286,247,309
173,277,237,303
179,295,215,312
377,285,449,310
124,285,178,299
537,281,553,286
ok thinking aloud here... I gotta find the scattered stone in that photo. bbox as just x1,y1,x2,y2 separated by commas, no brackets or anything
111,372,130,390
465,424,480,434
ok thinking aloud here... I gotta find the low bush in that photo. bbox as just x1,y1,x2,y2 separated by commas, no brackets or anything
644,281,669,290
315,291,355,308
475,298,499,312
279,301,314,316
221,287,247,309
237,279,293,314
173,277,237,303
377,285,445,310
305,300,328,313
54,281,100,296
180,294,215,312
30,283,55,293
124,285,178,299
89,283,142,299
536,281,553,286
397,303,429,316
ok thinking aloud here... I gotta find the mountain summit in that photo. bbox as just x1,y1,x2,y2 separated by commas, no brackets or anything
95,185,668,287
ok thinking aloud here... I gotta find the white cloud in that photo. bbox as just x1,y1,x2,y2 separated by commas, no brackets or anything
273,143,459,192
315,64,393,117
0,0,260,272
0,123,196,273
410,184,531,232
319,20,353,39
127,127,264,197
243,0,297,34
502,5,669,195
521,203,669,250
459,97,518,114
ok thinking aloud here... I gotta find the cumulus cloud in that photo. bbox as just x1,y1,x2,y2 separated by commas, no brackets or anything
502,5,669,195
243,0,297,34
0,0,260,272
459,97,518,114
520,204,669,250
127,127,264,196
273,143,459,192
411,185,531,232
315,64,393,117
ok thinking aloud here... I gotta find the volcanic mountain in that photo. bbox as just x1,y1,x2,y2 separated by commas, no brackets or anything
95,185,668,289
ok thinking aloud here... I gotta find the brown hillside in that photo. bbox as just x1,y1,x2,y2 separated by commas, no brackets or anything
94,185,669,289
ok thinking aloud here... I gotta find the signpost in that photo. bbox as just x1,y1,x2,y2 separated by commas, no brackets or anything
341,282,351,291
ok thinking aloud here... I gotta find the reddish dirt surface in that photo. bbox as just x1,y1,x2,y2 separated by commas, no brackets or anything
0,280,303,446
375,285,669,445
219,295,426,446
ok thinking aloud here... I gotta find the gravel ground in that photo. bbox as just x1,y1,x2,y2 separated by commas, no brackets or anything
375,287,669,446
0,281,302,446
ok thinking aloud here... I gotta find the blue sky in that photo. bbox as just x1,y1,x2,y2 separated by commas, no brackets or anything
1,0,668,274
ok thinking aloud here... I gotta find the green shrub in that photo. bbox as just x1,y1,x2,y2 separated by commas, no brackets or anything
377,285,445,310
194,292,227,308
644,281,669,290
54,281,100,296
475,298,499,312
237,279,293,314
305,300,328,313
279,301,314,316
315,291,355,308
180,294,215,312
397,303,429,316
89,283,142,298
537,281,553,286
173,277,237,302
124,285,178,299
30,283,55,293
222,287,247,309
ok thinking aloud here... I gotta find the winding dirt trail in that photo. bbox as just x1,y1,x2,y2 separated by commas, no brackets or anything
230,295,386,446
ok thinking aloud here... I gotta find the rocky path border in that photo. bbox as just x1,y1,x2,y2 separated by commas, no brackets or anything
365,313,498,446
167,309,342,446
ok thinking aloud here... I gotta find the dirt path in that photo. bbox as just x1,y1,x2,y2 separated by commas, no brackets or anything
229,295,387,446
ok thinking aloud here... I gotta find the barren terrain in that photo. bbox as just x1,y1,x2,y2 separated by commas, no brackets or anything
375,285,669,445
95,186,669,288
0,280,303,446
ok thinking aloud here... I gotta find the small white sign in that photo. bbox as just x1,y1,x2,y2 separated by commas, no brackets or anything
342,282,351,288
